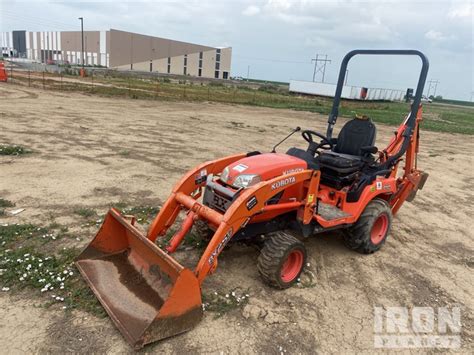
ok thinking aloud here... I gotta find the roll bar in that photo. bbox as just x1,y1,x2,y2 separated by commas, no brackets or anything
327,49,429,141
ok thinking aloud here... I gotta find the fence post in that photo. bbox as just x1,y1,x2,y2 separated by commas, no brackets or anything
233,89,236,103
128,78,131,97
183,85,186,98
253,90,256,103
42,71,45,90
10,62,13,83
207,86,210,101
155,80,159,99
60,72,63,90
28,70,31,87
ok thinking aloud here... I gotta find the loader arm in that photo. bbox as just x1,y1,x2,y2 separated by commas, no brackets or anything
147,153,246,241
194,170,317,283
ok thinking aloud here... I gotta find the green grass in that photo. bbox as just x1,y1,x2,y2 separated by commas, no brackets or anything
74,207,96,219
202,289,249,318
0,145,31,155
0,199,14,208
114,204,160,224
13,71,474,135
0,198,14,216
0,223,105,316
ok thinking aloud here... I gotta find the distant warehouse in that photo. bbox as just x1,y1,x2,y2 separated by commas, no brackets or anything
289,80,405,101
0,29,232,79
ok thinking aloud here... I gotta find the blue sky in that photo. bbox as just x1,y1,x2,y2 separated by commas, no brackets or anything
1,0,473,100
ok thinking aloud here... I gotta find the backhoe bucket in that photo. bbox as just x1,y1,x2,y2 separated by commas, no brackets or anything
75,209,202,349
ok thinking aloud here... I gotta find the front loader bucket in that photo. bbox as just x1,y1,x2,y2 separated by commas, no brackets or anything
75,209,202,349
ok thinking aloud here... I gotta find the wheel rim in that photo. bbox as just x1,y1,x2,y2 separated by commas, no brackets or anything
280,249,304,283
370,213,389,244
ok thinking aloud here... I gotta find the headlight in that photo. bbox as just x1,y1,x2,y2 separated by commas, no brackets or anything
220,167,230,183
232,174,261,188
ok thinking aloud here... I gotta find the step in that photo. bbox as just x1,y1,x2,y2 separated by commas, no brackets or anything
317,202,351,221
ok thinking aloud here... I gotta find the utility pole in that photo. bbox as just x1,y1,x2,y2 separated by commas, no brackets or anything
247,65,250,81
426,79,439,98
78,17,84,69
311,54,331,82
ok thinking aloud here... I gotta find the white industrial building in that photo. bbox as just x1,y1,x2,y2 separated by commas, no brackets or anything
289,80,405,101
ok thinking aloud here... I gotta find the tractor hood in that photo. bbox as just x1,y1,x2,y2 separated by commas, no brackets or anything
222,153,307,187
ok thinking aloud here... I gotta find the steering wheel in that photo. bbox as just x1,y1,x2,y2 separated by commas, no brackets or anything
301,130,333,156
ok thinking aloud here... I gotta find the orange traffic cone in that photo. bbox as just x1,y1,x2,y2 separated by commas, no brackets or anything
0,62,7,82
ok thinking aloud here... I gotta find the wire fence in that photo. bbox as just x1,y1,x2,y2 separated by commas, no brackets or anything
4,67,327,111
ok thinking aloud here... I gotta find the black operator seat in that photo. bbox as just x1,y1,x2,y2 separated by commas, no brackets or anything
318,116,377,174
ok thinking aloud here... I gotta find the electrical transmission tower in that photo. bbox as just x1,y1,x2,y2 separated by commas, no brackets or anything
426,79,440,98
311,54,331,82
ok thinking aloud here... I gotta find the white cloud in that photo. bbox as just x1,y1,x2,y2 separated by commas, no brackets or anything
242,5,261,16
448,2,473,18
425,30,454,41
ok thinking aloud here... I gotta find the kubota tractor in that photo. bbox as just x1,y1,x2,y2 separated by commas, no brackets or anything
76,49,429,348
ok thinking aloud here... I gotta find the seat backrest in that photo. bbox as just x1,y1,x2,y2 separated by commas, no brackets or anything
334,117,376,156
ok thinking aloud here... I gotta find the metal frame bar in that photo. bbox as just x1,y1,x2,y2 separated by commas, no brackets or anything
327,49,429,142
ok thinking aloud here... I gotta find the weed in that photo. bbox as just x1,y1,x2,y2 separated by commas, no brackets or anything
0,223,104,316
202,289,250,318
0,198,14,208
74,208,96,219
118,149,130,156
0,145,30,155
116,205,160,224
182,231,206,250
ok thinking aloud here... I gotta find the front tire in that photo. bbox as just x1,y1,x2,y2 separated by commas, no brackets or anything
343,199,392,254
257,231,307,289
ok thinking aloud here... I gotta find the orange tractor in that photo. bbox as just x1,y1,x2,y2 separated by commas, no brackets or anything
76,49,429,348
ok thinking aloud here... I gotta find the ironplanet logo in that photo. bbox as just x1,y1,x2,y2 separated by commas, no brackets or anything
271,176,296,190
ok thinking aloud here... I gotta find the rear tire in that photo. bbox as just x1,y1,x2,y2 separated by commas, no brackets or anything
343,199,392,254
257,231,307,289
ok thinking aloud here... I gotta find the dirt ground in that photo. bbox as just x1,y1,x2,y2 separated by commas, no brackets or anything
0,85,473,354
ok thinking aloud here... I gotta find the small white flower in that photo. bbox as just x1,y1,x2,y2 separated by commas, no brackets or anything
1,287,10,291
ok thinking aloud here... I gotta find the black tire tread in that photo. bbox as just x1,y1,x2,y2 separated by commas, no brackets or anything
343,198,392,254
257,231,306,289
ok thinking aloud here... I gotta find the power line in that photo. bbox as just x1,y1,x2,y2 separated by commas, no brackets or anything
311,54,331,82
426,79,440,97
